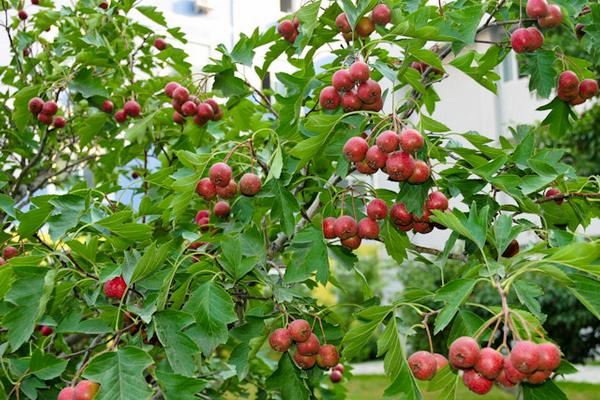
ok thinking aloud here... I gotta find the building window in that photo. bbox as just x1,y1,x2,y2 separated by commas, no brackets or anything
280,0,293,12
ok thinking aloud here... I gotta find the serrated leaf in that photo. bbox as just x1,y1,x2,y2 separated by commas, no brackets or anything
381,220,409,264
522,380,567,400
568,273,600,319
266,353,310,400
136,5,167,26
154,311,199,377
284,225,329,284
29,350,68,380
434,279,477,334
513,280,545,323
156,370,207,400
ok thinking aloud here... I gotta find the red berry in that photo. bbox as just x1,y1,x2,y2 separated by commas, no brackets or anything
37,113,52,125
53,116,66,129
408,351,437,381
511,28,531,54
413,221,432,234
357,217,379,239
527,369,552,384
215,180,238,199
323,217,336,239
449,336,480,369
74,380,100,400
367,199,387,220
341,235,361,250
57,387,76,400
357,79,381,104
213,201,230,218
503,357,527,384
579,79,598,99
371,4,391,25
99,1,108,9
343,137,369,162
510,341,540,374
277,20,295,38
333,363,344,373
408,160,430,184
426,191,449,211
316,344,339,368
526,0,549,18
341,91,362,112
433,353,449,371
349,62,370,83
197,103,215,120
205,98,221,115
390,203,412,226
297,333,320,355
288,319,311,342
502,239,520,258
319,86,341,110
181,101,197,116
538,4,563,28
3,246,19,260
330,369,343,382
173,111,185,125
334,215,358,239
537,342,561,371
293,352,316,369
269,328,293,352
103,276,127,299
335,13,351,33
0,257,6,266
102,100,114,113
42,101,58,116
399,129,424,153
386,151,415,181
39,325,53,336
496,368,516,388
332,70,355,92
361,97,383,112
123,100,141,117
239,173,261,196
475,347,504,379
196,178,216,200
164,82,180,98
558,71,580,93
18,10,27,20
209,162,232,188
356,16,375,37
463,369,493,395
28,97,44,114
527,27,544,51
376,130,399,153
114,110,127,123
154,38,167,50
355,160,377,174
365,145,388,170
172,86,190,104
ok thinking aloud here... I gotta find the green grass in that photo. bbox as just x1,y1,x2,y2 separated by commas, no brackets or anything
346,375,600,400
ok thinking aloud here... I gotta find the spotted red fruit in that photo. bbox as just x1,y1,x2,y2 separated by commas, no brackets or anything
288,319,311,342
463,369,493,395
172,86,190,103
343,136,369,162
503,357,527,384
319,86,341,110
502,239,520,258
102,100,114,113
579,79,598,99
408,160,430,184
269,328,293,352
294,352,316,369
433,353,449,371
214,201,230,218
239,173,261,196
361,97,383,112
376,130,399,153
18,10,27,20
316,345,339,368
103,276,127,299
386,151,415,181
449,336,480,369
297,333,321,355
114,110,127,123
154,38,167,50
356,16,375,37
367,199,388,220
37,113,52,125
39,325,53,336
28,97,44,114
341,235,361,250
42,101,58,116
510,341,540,374
357,217,379,239
527,27,544,51
74,380,100,400
164,82,180,98
511,28,531,53
171,111,184,125
53,116,66,129
365,145,388,170
209,162,232,188
277,20,294,37
196,178,216,200
334,215,358,239
197,103,215,121
539,4,563,28
475,348,504,379
205,98,220,114
527,369,552,384
426,191,449,211
335,12,351,32
330,369,343,382
332,69,355,92
526,0,549,18
408,351,437,381
215,180,237,199
3,246,18,260
349,62,370,83
123,100,141,117
57,387,76,400
179,101,196,117
341,91,362,112
399,129,424,153
390,203,412,226
413,221,432,234
537,342,561,371
334,363,344,373
496,368,516,388
355,160,376,174
195,210,209,223
323,217,337,239
558,71,580,95
357,79,381,104
372,3,391,25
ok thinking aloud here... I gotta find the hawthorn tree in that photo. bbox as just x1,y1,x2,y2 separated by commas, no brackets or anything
0,0,599,399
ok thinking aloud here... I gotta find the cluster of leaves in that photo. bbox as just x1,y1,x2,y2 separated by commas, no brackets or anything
0,0,598,399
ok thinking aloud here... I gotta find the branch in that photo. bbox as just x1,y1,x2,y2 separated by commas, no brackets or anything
410,244,467,261
1,1,24,79
245,80,279,118
535,192,600,204
11,127,52,197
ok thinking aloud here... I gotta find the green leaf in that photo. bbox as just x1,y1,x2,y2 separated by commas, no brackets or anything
124,110,160,143
261,179,299,237
130,241,172,284
83,347,154,400
568,273,600,319
428,366,459,399
434,279,477,334
342,307,391,360
544,241,600,276
383,360,423,399
493,214,522,256
538,97,576,138
447,310,488,347
525,50,557,98
96,211,153,242
266,353,310,400
230,33,255,66
17,204,53,238
420,115,450,133
295,0,322,49
284,225,329,284
183,281,238,355
156,370,207,400
522,380,568,400
381,220,410,264
513,281,545,323
136,5,167,26
154,311,199,377
29,350,68,380
69,68,109,98
218,234,258,281
376,317,403,380
13,85,41,132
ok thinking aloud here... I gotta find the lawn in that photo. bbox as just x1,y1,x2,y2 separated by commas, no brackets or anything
346,375,600,400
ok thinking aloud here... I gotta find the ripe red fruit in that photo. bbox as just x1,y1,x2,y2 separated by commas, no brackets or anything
349,62,370,83
390,203,412,226
32,0,40,4
37,113,52,125
102,100,114,113
356,16,375,37
496,368,516,388
332,69,354,92
335,13,351,33
277,20,295,37
205,98,221,115
114,110,127,123
463,369,493,395
558,71,580,93
173,111,185,125
288,319,311,342
570,95,586,106
39,325,53,336
334,363,344,373
197,103,215,120
323,217,336,239
579,79,598,99
475,348,504,379
411,61,427,74
28,97,44,114
164,82,180,98
372,4,391,25
57,387,76,400
408,160,430,184
297,333,320,355
215,180,237,199
99,1,108,9
367,199,387,220
449,336,480,369
365,145,388,170
123,100,141,117
316,344,339,368
503,357,527,384
511,28,531,54
527,369,552,384
413,221,432,234
18,10,27,20
103,276,127,299
195,210,209,220
386,151,415,181
330,369,343,382
433,353,449,371
537,342,561,371
74,380,100,400
3,246,19,260
538,4,563,28
526,0,549,18
239,173,261,196
293,352,316,369
42,101,58,116
355,160,377,174
527,27,544,51
334,216,358,240
361,97,383,112
214,201,230,218
172,86,190,103
341,91,362,112
408,351,437,381
341,235,361,250
399,129,424,153
209,162,232,188
269,328,293,352
502,239,520,258
0,257,6,266
576,23,586,40
376,130,399,153
510,341,540,374
426,191,449,211
357,79,381,104
319,86,341,110
53,116,66,129
343,137,369,162
154,38,167,50
196,178,216,200
358,217,379,239
181,101,197,116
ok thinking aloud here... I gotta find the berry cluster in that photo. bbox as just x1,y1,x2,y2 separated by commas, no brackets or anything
269,319,340,371
320,62,383,112
0,245,19,266
335,3,391,41
103,276,127,299
390,192,449,234
114,100,141,123
57,380,99,400
27,98,66,128
407,351,448,380
511,26,544,54
196,162,262,202
556,71,598,106
164,82,223,127
526,0,563,28
277,17,300,43
329,363,345,383
444,337,561,395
